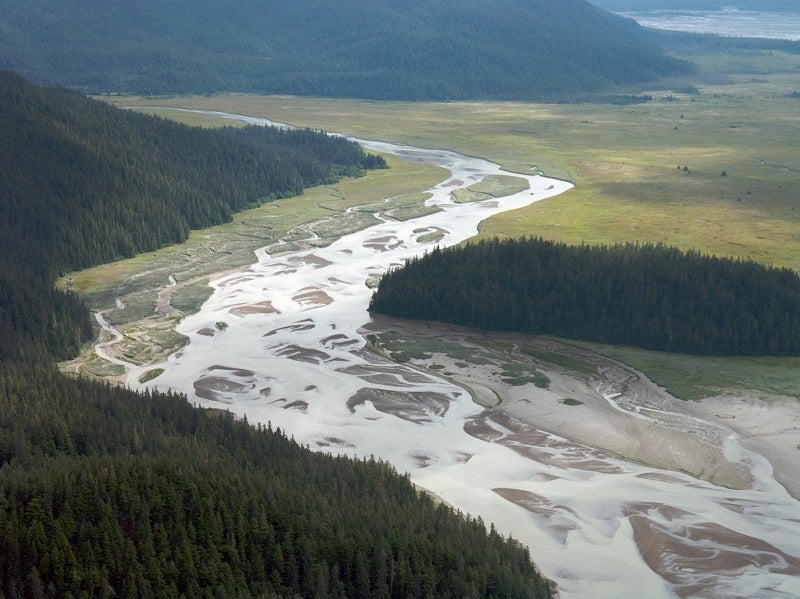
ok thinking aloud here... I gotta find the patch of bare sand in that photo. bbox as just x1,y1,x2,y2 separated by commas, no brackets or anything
437,348,749,489
347,387,451,423
230,300,279,315
364,318,776,493
625,502,800,598
292,288,333,308
685,393,800,499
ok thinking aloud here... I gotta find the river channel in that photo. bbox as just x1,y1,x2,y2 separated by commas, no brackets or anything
111,112,800,599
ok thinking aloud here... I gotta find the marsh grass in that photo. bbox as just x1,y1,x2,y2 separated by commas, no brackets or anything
97,61,800,393
110,54,800,271
572,341,800,401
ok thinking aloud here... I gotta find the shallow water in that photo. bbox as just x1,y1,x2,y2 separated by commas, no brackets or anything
622,9,800,41
126,112,800,598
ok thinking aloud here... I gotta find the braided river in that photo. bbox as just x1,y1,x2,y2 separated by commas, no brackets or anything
106,112,800,598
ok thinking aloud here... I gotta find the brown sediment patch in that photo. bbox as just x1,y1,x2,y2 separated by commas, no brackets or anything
292,253,332,269
292,288,333,308
412,454,434,468
626,502,800,597
317,436,355,449
494,487,578,544
207,365,254,377
217,275,255,287
443,179,463,187
263,318,315,337
466,410,624,474
197,327,216,337
194,375,252,402
364,235,404,252
284,400,308,411
321,333,360,349
455,451,474,464
339,362,437,385
260,387,271,397
230,300,279,316
275,344,331,364
347,388,451,423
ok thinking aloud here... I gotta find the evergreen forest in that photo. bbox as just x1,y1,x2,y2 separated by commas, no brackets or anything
369,237,800,356
0,0,691,101
0,362,550,598
0,72,553,595
0,70,384,362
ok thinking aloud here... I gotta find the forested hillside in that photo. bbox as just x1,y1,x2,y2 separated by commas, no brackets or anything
0,0,691,100
0,362,551,598
369,238,800,356
0,72,552,596
0,70,384,362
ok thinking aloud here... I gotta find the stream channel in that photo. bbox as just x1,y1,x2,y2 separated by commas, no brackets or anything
99,112,800,599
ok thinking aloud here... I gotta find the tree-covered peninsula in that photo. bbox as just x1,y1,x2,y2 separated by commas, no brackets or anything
369,237,800,356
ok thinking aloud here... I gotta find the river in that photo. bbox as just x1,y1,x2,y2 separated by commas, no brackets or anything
108,112,800,599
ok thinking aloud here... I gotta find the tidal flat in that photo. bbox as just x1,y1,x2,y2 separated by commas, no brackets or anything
72,55,800,597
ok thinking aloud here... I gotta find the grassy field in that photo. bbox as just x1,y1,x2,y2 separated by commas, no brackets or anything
87,52,800,397
107,51,800,271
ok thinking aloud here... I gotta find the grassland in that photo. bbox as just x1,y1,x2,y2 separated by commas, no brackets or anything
108,51,800,271
87,51,800,396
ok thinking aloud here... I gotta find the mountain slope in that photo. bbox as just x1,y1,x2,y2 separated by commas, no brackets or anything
0,70,383,361
0,0,691,100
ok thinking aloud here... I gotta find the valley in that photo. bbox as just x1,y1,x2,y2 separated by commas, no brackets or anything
63,100,800,597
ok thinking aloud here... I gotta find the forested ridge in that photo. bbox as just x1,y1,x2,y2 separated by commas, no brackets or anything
0,0,691,101
0,363,551,598
0,70,384,362
369,237,800,356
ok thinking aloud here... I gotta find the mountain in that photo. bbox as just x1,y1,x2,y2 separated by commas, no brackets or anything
0,0,691,101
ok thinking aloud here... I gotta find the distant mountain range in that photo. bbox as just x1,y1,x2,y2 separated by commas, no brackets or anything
0,0,690,101
590,1,798,12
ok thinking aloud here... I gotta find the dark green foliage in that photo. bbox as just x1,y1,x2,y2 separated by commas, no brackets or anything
0,70,383,361
0,70,384,278
0,0,692,101
0,71,549,597
0,362,552,598
369,237,800,356
648,29,800,56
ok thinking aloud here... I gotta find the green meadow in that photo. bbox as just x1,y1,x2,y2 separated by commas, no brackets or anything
93,52,800,397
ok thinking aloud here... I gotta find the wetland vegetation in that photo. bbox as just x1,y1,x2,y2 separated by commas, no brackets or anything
110,46,800,398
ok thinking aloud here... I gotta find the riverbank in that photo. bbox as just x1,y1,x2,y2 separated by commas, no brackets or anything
363,317,800,500
63,108,800,599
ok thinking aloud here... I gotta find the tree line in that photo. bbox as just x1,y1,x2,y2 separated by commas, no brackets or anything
369,237,800,356
0,362,551,598
0,69,385,361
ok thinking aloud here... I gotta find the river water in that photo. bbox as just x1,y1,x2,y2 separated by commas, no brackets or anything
622,9,800,41
120,112,800,598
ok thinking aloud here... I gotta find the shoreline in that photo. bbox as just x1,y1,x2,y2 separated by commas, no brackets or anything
364,316,800,501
